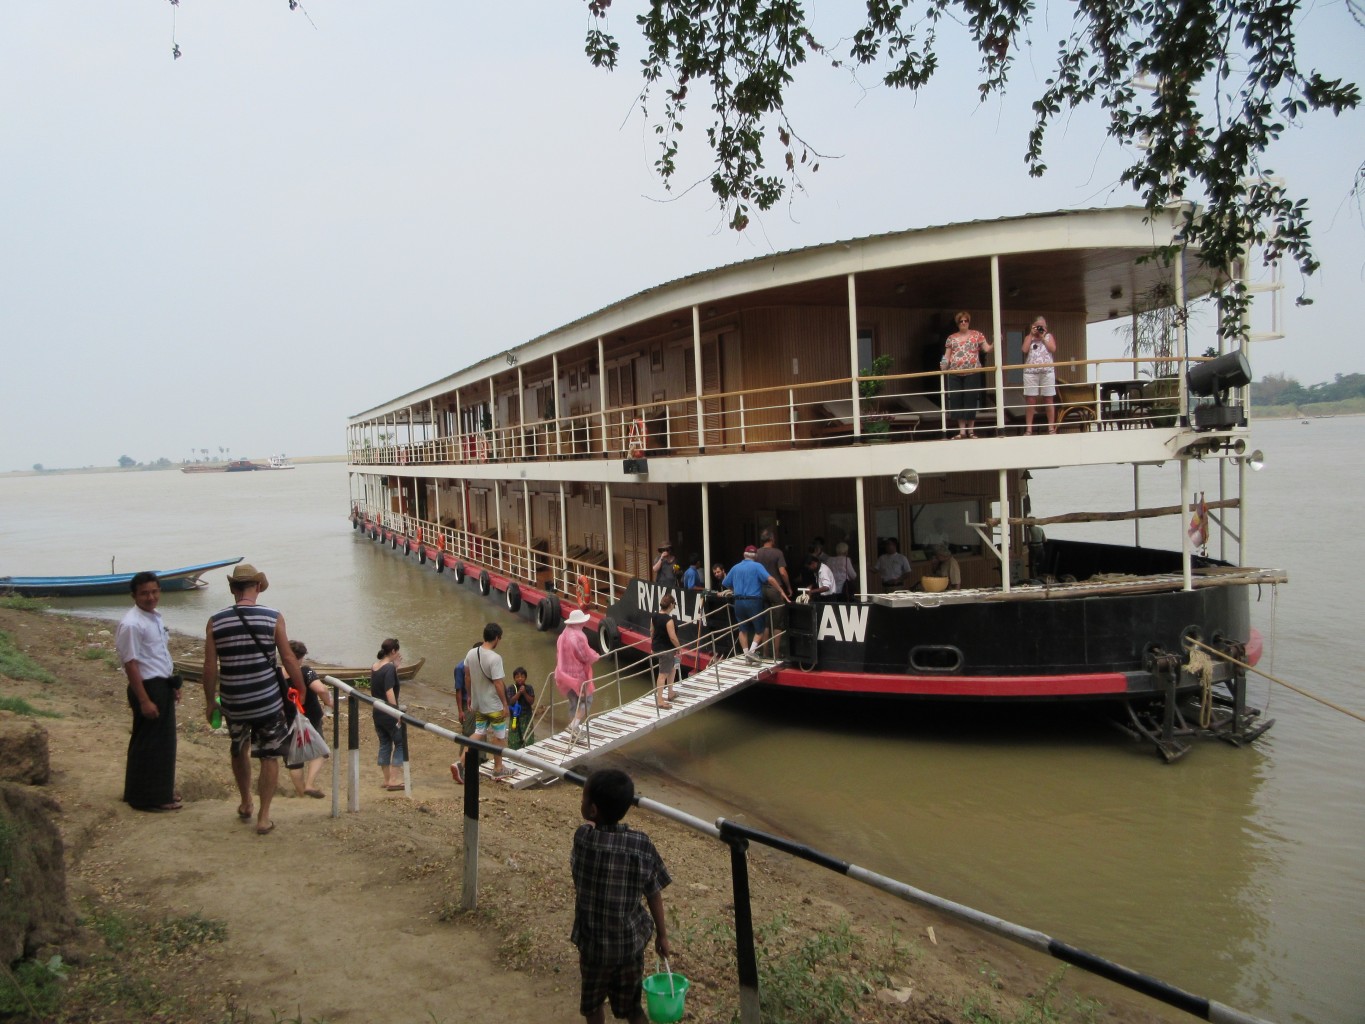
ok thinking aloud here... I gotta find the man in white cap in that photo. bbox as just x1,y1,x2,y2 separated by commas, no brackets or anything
723,545,787,661
201,563,305,836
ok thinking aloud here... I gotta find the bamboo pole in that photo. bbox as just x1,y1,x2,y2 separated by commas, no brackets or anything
984,497,1239,529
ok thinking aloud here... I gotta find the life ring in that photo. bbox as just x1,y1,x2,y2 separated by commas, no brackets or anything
453,562,466,583
505,582,522,613
627,418,646,459
598,618,621,653
575,574,593,608
536,595,561,632
478,570,491,595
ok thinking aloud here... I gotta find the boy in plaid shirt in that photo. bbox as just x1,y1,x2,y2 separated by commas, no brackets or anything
571,768,673,1023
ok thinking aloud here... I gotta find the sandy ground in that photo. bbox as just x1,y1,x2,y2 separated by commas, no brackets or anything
2,605,1180,1024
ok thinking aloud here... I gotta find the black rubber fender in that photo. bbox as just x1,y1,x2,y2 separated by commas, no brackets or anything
598,617,621,653
417,546,426,565
504,582,522,613
402,539,411,556
435,552,444,572
453,562,466,583
477,570,490,596
390,534,397,549
536,594,561,631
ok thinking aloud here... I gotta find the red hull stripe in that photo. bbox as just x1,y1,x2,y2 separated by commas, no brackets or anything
616,625,1125,697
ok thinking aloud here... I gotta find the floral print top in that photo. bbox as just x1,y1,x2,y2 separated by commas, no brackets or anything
944,330,989,370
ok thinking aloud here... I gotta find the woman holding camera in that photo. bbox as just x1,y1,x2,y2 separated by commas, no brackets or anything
1022,316,1058,435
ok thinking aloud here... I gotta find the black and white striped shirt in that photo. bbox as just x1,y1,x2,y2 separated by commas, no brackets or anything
208,604,283,720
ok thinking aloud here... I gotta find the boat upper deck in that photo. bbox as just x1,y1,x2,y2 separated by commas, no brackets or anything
346,206,1246,482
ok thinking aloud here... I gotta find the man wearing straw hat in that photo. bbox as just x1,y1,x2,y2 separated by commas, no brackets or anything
201,563,305,836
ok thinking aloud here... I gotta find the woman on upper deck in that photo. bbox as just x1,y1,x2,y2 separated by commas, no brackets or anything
1021,316,1058,435
941,311,993,439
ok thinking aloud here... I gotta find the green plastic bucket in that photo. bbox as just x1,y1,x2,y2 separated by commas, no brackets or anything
642,971,690,1023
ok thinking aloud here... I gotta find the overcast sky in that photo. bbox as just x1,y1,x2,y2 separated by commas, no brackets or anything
3,1,1361,471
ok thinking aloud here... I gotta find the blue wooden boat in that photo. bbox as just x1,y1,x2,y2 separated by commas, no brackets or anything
0,557,245,597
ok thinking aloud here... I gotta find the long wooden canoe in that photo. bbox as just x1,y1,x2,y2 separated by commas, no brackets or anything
0,557,244,598
172,656,426,685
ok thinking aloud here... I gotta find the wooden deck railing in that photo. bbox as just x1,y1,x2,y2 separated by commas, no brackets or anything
350,357,1206,467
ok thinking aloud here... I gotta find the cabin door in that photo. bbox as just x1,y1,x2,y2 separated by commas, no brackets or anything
619,500,654,581
683,338,723,449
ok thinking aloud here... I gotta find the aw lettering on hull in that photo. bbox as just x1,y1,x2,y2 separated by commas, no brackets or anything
635,581,705,623
816,604,869,644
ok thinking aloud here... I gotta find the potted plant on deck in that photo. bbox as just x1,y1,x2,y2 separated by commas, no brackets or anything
859,354,895,440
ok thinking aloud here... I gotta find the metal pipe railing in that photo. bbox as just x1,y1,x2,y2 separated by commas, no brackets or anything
324,672,1272,1024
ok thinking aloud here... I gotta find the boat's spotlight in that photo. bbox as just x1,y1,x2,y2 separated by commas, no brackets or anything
1187,351,1252,397
1244,449,1265,471
1188,350,1252,431
894,469,920,495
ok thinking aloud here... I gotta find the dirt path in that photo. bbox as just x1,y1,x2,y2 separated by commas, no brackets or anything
2,606,1179,1024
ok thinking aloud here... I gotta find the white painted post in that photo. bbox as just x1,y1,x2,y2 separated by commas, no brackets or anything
855,477,869,600
598,337,609,455
693,306,705,452
991,255,1005,429
998,468,1011,593
847,274,861,437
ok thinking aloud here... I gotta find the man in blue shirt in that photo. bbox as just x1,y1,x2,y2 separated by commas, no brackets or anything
681,552,704,591
722,546,787,660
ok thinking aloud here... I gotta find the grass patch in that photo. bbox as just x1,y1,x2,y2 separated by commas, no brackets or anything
0,595,48,612
40,908,236,1023
962,968,1101,1024
0,955,68,1020
0,694,61,718
0,630,55,684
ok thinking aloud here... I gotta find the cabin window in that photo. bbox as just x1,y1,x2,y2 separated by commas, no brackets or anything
1003,327,1027,386
873,507,901,553
910,500,982,560
857,328,875,375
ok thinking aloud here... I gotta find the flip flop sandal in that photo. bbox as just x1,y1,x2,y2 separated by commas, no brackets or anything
256,821,276,835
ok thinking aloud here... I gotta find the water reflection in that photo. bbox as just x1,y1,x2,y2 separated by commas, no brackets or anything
3,445,1362,1023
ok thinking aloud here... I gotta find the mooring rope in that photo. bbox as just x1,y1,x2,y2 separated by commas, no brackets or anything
1185,646,1216,729
1186,637,1365,725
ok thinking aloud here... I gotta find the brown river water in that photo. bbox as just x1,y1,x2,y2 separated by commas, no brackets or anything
2,416,1360,1024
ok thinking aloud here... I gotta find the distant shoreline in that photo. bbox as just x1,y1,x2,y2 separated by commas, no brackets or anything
3,454,346,478
6,409,1357,477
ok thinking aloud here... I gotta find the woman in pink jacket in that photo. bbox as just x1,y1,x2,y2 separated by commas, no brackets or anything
555,609,601,741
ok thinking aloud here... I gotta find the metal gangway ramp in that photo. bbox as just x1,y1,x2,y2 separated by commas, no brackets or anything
483,649,782,790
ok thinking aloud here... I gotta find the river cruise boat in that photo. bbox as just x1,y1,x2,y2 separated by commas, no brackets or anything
346,206,1284,759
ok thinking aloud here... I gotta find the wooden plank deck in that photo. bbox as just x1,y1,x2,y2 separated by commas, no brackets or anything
481,653,782,790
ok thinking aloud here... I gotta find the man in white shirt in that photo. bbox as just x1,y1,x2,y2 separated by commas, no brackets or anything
803,555,837,600
116,572,182,811
874,538,911,590
463,622,514,780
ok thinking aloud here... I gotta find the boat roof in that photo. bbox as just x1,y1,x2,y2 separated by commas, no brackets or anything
352,205,1217,422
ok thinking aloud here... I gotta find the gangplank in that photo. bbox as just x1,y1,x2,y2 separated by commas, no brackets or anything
482,652,782,790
